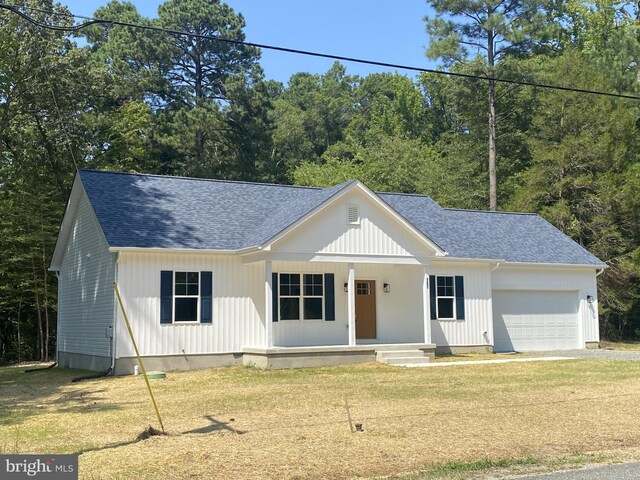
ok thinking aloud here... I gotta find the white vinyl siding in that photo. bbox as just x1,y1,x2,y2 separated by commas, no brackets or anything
58,190,115,357
430,262,492,348
115,252,265,357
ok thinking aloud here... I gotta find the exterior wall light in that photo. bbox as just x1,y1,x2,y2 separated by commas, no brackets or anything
344,283,349,293
383,283,391,293
587,295,594,304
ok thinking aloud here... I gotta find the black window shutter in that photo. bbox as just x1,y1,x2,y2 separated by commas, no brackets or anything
324,273,335,321
272,272,278,322
160,270,173,324
200,271,213,323
455,276,465,320
429,275,437,320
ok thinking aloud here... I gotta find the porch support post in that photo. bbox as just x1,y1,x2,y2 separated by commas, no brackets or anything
265,260,273,348
422,266,432,344
347,263,356,346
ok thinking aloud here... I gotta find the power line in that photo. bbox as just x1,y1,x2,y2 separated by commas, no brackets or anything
1,3,639,101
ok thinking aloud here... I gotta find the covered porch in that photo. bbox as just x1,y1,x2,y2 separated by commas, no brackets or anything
247,254,436,361
242,343,436,369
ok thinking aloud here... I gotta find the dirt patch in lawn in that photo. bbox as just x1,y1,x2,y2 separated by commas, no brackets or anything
2,360,640,479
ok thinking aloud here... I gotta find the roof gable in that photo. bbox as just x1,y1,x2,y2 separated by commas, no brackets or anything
268,182,444,257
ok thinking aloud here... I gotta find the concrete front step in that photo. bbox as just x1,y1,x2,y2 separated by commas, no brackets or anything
376,349,431,366
380,356,432,366
376,350,427,359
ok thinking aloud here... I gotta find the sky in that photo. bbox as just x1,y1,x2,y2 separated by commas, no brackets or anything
58,0,438,84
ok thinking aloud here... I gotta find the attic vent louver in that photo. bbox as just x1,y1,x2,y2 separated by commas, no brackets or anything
347,204,360,225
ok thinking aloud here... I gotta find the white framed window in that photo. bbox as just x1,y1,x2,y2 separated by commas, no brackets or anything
435,275,455,320
279,273,324,320
174,271,200,322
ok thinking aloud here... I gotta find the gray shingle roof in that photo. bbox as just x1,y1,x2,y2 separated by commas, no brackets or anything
78,169,605,266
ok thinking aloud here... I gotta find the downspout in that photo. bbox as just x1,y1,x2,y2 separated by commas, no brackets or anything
491,262,501,272
596,268,605,277
55,271,60,366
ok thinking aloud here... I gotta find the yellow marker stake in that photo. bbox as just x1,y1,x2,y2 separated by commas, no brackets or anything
114,283,165,433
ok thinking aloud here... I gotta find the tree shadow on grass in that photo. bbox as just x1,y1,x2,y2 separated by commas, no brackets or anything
0,366,126,427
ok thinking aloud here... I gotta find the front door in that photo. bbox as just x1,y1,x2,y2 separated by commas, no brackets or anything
355,280,377,339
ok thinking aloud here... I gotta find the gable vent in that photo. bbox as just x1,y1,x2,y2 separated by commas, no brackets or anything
347,204,360,225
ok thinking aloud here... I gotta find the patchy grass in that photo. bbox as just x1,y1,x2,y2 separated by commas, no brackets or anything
2,360,640,479
600,341,640,351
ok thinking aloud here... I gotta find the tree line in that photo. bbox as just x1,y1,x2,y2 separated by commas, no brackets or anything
0,0,638,362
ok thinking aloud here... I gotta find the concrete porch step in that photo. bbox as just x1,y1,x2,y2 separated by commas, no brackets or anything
376,349,431,366
380,356,432,366
376,349,427,359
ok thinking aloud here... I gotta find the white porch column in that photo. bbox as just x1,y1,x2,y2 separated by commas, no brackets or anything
422,266,432,344
347,263,356,346
265,260,273,348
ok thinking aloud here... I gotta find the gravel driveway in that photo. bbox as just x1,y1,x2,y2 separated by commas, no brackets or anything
526,349,640,361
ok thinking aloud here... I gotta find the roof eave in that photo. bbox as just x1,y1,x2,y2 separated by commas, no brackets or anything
108,245,261,255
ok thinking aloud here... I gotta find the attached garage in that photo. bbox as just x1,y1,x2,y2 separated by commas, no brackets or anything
492,290,580,352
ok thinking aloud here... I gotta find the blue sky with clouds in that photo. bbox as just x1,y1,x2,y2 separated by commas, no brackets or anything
59,0,437,83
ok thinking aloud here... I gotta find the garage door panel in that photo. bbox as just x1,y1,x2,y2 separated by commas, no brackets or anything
493,290,579,352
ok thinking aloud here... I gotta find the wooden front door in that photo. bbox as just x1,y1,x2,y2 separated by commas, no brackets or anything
355,280,376,339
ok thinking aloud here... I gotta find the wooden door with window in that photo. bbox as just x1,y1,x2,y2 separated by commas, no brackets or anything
355,280,376,339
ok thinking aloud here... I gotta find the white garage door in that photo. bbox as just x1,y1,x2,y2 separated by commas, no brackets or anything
493,290,579,352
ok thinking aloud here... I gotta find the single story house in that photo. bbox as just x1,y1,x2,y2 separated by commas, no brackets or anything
50,170,605,374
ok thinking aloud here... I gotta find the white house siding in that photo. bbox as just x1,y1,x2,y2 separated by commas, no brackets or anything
272,189,435,258
272,262,426,347
355,264,425,344
272,261,348,346
491,266,600,346
429,262,493,349
58,190,115,364
115,252,265,358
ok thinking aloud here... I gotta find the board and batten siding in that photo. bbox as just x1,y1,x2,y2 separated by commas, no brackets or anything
272,189,435,258
272,262,427,347
58,190,115,358
491,266,600,344
430,262,493,348
115,252,265,358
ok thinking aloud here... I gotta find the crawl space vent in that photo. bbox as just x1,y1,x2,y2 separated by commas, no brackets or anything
347,204,360,225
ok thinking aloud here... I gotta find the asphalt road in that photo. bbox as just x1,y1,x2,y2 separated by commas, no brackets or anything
499,461,640,480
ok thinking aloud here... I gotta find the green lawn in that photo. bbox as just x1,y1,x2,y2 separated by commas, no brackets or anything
2,359,640,479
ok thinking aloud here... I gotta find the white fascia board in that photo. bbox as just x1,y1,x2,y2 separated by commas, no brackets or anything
242,250,431,265
262,180,446,256
109,246,260,256
498,261,607,270
431,256,505,265
432,257,606,271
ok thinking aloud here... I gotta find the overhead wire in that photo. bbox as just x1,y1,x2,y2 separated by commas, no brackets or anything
1,2,639,101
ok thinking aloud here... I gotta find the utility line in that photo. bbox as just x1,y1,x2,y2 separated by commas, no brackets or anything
1,3,639,101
